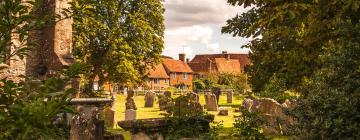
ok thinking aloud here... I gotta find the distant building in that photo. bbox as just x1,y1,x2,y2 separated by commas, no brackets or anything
146,64,170,90
188,51,251,78
145,54,194,90
162,55,193,90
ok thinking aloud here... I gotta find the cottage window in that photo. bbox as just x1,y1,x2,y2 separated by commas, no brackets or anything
183,73,188,79
172,73,176,78
164,79,168,84
154,79,159,84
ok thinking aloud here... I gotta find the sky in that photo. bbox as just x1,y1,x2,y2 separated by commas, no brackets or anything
162,0,251,60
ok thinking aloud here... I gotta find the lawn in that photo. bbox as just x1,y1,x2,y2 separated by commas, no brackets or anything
113,93,244,129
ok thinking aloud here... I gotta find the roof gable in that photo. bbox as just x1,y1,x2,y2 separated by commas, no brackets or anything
214,58,241,73
148,64,170,78
162,59,193,73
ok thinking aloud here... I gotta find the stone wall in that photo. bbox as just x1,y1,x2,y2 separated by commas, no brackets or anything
5,0,73,81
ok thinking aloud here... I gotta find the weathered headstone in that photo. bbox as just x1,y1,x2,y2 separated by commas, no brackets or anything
158,93,172,111
226,91,233,103
125,109,136,120
125,90,137,110
218,107,229,116
187,92,199,102
242,98,294,135
103,107,115,128
205,93,218,111
242,98,254,111
70,98,113,140
211,87,221,103
144,91,155,107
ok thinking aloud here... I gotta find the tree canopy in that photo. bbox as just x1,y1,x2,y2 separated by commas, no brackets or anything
223,0,360,138
71,0,165,94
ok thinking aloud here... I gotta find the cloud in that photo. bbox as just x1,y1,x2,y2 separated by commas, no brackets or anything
165,25,213,48
206,43,219,52
164,0,247,29
162,0,251,59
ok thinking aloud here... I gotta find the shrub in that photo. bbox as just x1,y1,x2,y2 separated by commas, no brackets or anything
161,95,217,139
232,110,268,140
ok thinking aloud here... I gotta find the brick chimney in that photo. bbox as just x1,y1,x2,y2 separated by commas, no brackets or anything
179,53,185,62
222,51,230,60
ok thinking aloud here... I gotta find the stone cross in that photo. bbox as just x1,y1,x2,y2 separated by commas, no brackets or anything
144,91,155,107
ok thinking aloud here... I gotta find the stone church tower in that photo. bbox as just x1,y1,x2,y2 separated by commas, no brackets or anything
2,0,74,81
26,0,74,79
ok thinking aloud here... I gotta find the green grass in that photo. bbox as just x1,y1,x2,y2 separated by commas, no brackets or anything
111,94,289,139
113,93,243,128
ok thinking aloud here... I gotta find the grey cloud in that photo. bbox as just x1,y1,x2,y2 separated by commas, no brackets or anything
164,0,247,29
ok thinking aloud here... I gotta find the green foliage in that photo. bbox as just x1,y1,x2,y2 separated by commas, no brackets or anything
195,73,248,94
224,0,360,139
222,0,318,92
193,79,206,92
161,95,217,139
232,110,268,140
259,75,294,103
0,0,52,63
70,0,165,95
0,1,85,139
0,65,86,139
290,41,360,139
218,72,248,94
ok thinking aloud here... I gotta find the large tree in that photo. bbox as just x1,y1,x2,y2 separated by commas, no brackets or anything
224,0,360,138
222,0,317,92
71,0,164,95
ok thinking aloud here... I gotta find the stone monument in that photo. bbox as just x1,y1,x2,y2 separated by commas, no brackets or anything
144,91,155,107
205,93,218,111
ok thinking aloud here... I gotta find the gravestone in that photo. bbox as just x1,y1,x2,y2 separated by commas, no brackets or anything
70,98,113,140
158,91,173,110
242,98,254,111
144,91,155,107
125,90,137,110
218,107,229,116
242,98,294,135
226,91,233,103
187,92,199,102
211,87,221,103
103,107,115,128
125,109,136,120
205,93,218,111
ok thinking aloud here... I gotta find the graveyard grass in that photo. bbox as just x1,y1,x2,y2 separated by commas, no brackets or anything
114,93,243,128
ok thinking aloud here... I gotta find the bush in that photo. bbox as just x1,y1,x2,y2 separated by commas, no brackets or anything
161,95,218,139
232,110,268,140
259,75,295,103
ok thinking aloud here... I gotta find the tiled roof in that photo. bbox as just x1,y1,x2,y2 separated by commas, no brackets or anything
190,53,250,69
148,64,170,78
162,58,193,73
214,58,241,73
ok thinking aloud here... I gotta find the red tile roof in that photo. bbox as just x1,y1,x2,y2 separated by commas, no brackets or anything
162,58,193,73
214,58,241,73
148,64,170,78
188,53,250,73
